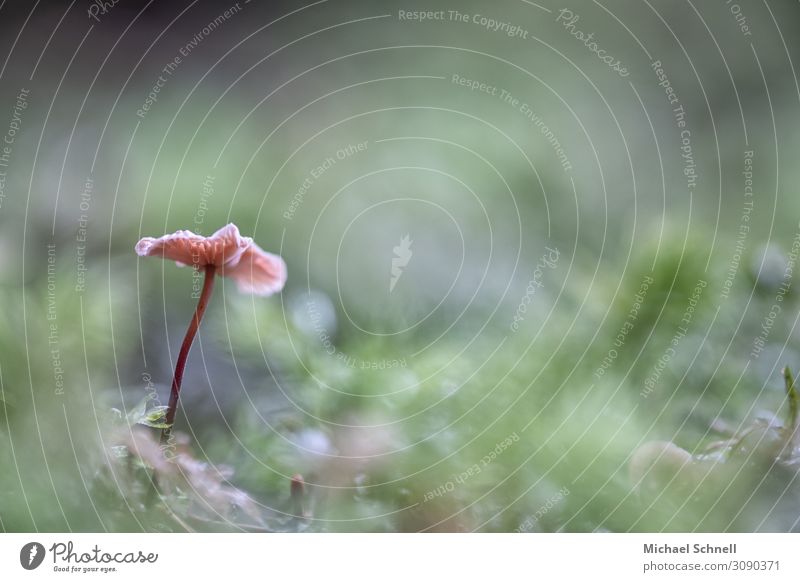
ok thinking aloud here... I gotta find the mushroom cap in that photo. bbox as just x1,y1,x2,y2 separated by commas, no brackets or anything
136,223,250,269
136,223,286,296
221,242,287,296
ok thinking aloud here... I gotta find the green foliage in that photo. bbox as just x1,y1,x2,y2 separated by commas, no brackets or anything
3,226,800,531
121,394,171,430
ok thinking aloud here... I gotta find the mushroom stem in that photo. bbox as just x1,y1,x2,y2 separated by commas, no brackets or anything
161,264,216,445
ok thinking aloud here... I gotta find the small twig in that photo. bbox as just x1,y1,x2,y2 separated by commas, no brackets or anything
783,366,799,449
291,473,308,519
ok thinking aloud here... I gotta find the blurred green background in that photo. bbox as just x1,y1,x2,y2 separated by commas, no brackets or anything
2,0,800,532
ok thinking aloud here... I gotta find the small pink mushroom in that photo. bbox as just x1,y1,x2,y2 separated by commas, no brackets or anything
136,223,286,444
